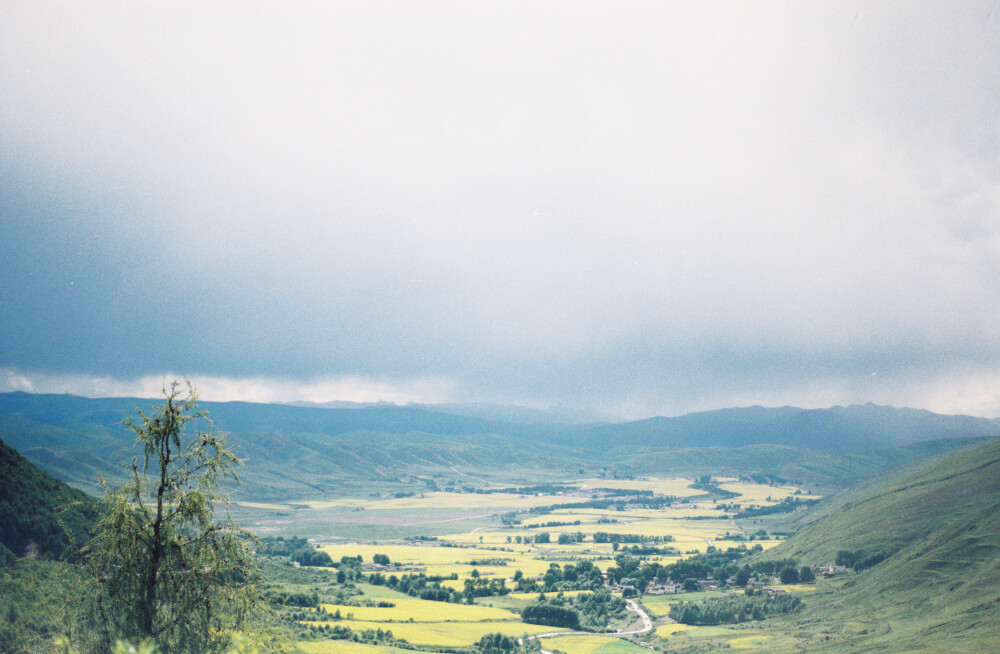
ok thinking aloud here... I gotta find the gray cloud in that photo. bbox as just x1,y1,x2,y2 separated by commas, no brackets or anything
1,1,999,417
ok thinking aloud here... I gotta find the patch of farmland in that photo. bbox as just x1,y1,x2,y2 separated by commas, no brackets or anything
235,501,291,510
320,597,517,622
299,491,591,512
297,642,414,654
354,583,411,599
536,634,651,654
655,623,697,637
717,482,820,504
319,543,494,565
727,634,774,648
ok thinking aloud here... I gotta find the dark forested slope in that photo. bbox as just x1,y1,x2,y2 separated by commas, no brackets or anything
0,437,97,560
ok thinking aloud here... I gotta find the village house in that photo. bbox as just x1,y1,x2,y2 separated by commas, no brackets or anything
814,565,849,577
697,580,717,591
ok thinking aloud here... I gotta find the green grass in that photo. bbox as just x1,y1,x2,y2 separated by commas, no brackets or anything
740,437,1000,653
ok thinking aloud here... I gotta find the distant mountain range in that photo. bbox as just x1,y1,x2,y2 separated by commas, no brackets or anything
1,391,997,499
569,403,1000,454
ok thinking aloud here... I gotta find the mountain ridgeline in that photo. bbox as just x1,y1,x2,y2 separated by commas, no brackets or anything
0,391,997,500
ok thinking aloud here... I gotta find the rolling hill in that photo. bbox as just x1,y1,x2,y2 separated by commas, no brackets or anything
752,436,1000,652
0,437,98,561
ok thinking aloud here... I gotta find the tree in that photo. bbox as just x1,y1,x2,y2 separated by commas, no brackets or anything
779,566,799,584
82,383,265,653
476,632,520,654
798,566,815,583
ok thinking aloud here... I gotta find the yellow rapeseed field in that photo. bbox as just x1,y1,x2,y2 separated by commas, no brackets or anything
320,597,518,622
297,642,413,654
535,634,650,654
319,543,490,565
655,623,697,637
717,482,821,504
727,634,773,648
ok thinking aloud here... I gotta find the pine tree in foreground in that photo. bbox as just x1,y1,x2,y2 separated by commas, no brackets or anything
80,382,269,654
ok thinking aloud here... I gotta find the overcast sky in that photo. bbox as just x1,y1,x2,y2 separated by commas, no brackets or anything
2,2,999,419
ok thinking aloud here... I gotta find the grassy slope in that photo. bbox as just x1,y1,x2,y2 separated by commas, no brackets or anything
0,437,98,559
753,437,1000,653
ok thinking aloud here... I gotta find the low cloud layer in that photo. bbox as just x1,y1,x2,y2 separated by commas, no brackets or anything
2,2,998,418
0,367,454,407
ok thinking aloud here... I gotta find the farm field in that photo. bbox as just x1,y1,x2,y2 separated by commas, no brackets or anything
271,474,821,652
536,634,652,654
297,643,416,654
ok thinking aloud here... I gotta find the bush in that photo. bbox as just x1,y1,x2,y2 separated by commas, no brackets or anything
779,566,799,584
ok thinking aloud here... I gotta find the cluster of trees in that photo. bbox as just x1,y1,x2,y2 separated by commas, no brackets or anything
265,590,319,608
836,548,893,572
291,548,334,567
513,560,605,593
521,603,580,629
670,593,803,625
531,520,582,528
592,532,672,544
485,484,578,495
557,532,585,544
302,621,399,646
732,496,820,519
475,633,523,654
688,478,741,499
509,531,673,547
605,546,812,593
260,536,309,557
521,590,625,631
366,571,470,602
525,493,676,513
615,544,680,556
468,557,509,566
464,574,512,598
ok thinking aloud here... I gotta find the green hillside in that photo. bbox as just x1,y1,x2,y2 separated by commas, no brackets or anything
0,438,98,561
751,437,1000,653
